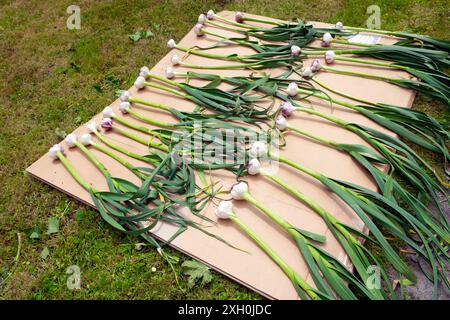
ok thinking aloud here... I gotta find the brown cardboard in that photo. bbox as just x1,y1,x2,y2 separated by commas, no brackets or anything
26,11,416,299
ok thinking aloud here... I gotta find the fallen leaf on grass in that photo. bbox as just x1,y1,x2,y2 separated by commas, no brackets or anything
182,260,213,288
129,29,154,42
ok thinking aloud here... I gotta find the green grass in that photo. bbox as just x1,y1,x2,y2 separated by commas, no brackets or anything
0,0,448,299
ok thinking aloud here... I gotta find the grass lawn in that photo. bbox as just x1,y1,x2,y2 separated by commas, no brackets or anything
0,0,448,299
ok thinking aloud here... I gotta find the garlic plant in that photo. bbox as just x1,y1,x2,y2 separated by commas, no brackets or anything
46,11,450,299
201,15,448,69
48,143,173,251
228,182,363,300
215,200,324,300
59,128,243,253
176,17,450,104
170,72,449,215
245,159,389,299
130,65,449,289
247,140,450,285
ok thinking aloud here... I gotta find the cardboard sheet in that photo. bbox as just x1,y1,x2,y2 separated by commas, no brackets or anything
27,11,416,299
